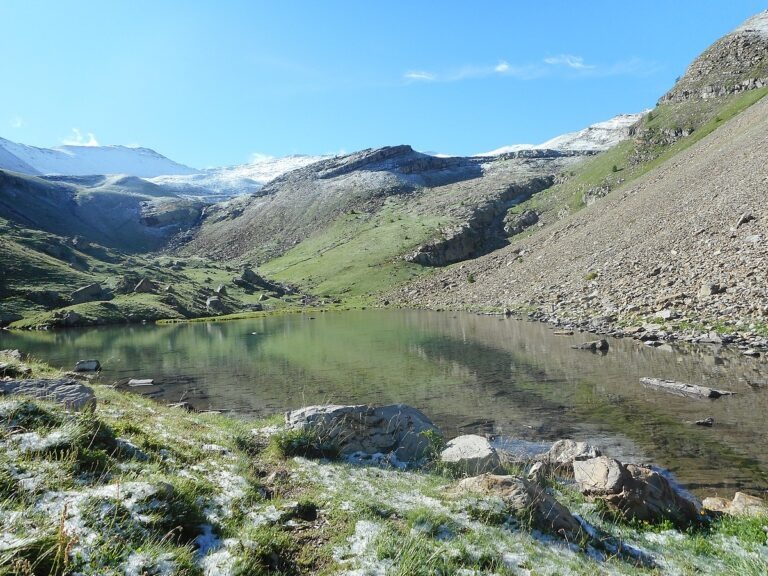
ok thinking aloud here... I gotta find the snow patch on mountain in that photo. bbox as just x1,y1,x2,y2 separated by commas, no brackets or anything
477,113,645,156
149,154,329,201
0,137,197,178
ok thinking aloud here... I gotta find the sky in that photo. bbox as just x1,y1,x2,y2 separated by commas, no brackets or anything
1,1,766,168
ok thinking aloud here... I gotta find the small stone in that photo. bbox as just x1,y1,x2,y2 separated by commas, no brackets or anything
74,359,101,372
695,417,714,427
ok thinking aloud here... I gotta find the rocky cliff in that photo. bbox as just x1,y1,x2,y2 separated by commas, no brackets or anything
660,11,768,103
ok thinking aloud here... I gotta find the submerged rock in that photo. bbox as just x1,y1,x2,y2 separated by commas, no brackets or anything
440,434,504,475
285,403,441,464
74,359,101,372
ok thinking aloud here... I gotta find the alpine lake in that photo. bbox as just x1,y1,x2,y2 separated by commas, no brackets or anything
3,309,767,498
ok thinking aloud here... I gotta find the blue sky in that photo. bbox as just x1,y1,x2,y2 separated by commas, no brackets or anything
1,1,765,167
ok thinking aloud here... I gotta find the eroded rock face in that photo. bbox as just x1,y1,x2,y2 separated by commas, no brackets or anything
457,474,584,541
0,378,96,410
440,434,504,475
285,404,441,464
574,457,699,524
71,283,102,304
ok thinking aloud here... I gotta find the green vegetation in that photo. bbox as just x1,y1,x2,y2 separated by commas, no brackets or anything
509,87,768,227
1,351,767,575
261,204,448,305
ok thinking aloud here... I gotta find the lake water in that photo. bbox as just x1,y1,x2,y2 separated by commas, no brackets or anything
3,309,767,497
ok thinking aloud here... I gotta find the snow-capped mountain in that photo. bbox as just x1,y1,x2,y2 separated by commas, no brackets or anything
149,154,329,201
0,137,197,178
477,112,645,156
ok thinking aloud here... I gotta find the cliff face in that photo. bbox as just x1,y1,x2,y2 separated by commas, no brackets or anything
660,11,768,103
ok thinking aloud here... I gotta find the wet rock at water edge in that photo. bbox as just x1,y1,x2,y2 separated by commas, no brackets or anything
74,359,101,372
0,378,96,410
533,439,602,477
573,456,699,525
285,403,442,464
572,339,609,351
440,434,504,475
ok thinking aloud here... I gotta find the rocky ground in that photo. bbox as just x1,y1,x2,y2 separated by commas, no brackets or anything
391,93,768,353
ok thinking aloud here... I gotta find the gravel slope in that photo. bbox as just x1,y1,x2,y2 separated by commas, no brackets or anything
393,95,768,340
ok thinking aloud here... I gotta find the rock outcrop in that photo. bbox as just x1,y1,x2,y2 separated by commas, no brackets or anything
0,378,96,410
285,404,441,464
574,456,699,524
660,11,768,103
457,474,584,541
70,283,103,304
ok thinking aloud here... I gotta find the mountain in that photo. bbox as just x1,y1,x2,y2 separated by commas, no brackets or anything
660,10,768,103
478,113,644,156
393,11,768,337
148,154,329,201
0,137,198,178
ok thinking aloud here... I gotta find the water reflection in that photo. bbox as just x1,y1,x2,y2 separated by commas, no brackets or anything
2,309,766,496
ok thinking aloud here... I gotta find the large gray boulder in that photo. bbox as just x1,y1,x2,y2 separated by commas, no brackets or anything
574,456,699,524
285,404,441,464
0,378,96,410
457,474,584,541
70,283,102,304
440,434,504,475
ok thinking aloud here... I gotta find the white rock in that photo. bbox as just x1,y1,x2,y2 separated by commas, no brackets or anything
440,434,503,475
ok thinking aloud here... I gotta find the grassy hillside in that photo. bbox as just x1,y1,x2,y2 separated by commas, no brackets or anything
507,87,768,228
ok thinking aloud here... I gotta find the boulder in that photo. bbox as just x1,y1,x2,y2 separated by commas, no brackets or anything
74,359,101,372
133,278,156,294
70,283,102,304
572,339,609,351
440,434,504,475
60,310,84,327
0,378,96,410
214,284,227,295
206,296,224,312
574,457,699,524
457,474,584,541
703,492,767,517
242,267,259,284
285,404,441,464
640,378,733,399
534,439,602,476
504,209,539,236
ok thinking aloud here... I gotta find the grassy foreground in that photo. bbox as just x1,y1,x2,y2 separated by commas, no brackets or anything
1,353,767,575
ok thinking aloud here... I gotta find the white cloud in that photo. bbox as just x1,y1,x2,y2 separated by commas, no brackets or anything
494,61,510,73
10,116,24,128
543,54,595,70
62,128,100,147
404,70,437,82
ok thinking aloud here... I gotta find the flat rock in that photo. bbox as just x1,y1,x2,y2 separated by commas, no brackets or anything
128,378,155,387
0,378,96,410
440,434,504,475
285,403,441,464
703,492,767,517
74,359,101,372
640,377,734,399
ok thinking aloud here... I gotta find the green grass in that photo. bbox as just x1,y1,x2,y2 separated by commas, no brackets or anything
261,205,448,304
508,88,768,226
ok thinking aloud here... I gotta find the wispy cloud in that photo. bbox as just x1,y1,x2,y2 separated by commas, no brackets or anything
404,70,437,82
543,54,595,70
10,116,24,129
62,128,100,147
403,54,654,84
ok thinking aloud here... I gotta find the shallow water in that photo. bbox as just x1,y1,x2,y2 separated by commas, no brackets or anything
3,309,767,496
